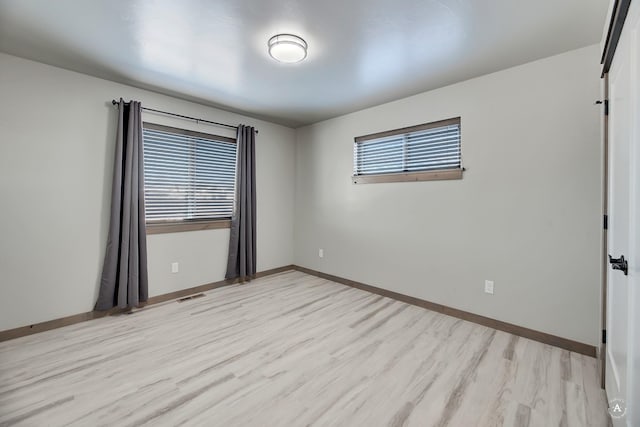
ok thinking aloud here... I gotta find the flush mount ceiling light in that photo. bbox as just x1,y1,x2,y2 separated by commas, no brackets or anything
268,34,307,63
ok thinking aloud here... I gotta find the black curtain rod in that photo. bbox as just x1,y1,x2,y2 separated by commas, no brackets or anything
111,100,258,134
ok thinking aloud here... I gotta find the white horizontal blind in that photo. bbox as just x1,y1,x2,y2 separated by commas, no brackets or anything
142,125,237,223
354,120,461,176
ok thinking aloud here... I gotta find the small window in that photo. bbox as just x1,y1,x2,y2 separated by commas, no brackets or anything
142,123,236,233
353,117,462,184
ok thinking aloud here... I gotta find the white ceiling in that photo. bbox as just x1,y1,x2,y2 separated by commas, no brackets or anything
0,0,608,127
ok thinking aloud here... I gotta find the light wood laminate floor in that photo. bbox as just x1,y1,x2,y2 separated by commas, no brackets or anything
0,271,610,426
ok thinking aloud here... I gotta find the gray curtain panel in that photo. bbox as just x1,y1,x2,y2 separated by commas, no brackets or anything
95,99,149,310
226,125,257,280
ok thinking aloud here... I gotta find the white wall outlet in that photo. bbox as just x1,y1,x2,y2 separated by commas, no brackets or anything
171,262,179,273
318,248,324,258
484,280,494,294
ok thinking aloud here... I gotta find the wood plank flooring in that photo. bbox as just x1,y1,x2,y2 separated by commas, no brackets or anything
0,271,610,426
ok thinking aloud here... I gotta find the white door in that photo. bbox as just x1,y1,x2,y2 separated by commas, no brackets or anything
606,1,640,425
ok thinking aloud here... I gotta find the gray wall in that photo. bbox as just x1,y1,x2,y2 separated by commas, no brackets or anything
0,53,296,331
294,45,603,346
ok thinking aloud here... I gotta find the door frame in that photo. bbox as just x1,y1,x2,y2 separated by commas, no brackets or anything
599,0,633,389
601,73,609,387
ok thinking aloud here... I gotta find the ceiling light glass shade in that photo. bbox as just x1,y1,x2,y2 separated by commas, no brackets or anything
268,34,307,63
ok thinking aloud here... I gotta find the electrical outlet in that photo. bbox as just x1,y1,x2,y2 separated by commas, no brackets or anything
318,248,324,258
484,280,494,295
171,262,179,273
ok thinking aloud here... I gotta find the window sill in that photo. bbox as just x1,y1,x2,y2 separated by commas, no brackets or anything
352,168,463,184
146,219,232,235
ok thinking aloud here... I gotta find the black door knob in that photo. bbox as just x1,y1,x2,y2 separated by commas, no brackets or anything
609,255,628,276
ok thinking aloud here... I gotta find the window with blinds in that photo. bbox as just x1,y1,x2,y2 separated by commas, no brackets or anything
353,117,462,184
142,123,237,224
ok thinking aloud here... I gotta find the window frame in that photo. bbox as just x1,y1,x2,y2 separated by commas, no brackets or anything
142,122,237,235
352,117,463,184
